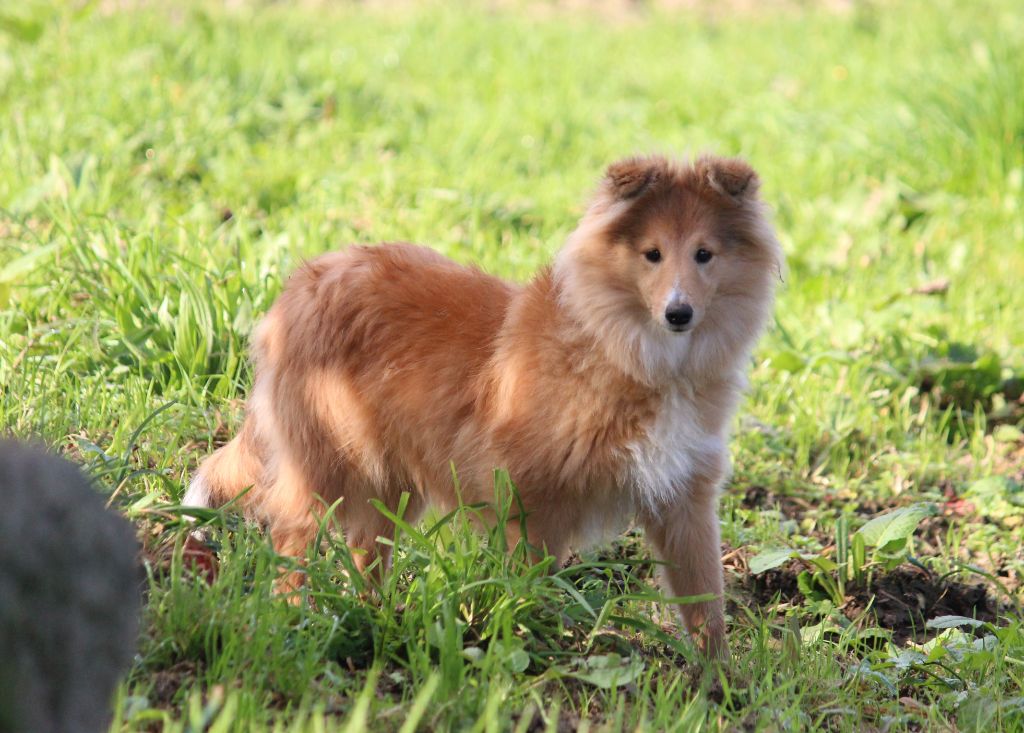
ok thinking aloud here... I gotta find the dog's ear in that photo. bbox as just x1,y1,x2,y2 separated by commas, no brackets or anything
698,156,760,205
604,156,665,200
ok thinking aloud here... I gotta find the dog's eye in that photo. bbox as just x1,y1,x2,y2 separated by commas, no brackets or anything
695,248,713,264
644,249,662,263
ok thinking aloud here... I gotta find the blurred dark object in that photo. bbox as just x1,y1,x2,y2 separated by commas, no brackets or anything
0,440,142,733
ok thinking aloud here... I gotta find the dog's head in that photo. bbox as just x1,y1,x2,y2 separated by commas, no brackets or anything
555,155,783,382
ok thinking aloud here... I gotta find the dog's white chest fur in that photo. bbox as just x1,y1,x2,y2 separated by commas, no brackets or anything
624,385,724,511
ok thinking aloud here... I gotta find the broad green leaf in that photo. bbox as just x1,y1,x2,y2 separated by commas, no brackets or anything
797,570,829,603
890,648,927,670
849,660,898,696
506,649,530,673
854,627,891,645
799,620,829,644
748,547,795,574
855,503,936,549
926,615,987,630
567,654,645,689
808,555,838,573
769,348,806,373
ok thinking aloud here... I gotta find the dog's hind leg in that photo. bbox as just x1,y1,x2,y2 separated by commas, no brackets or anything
251,453,323,597
185,419,263,515
180,420,264,580
182,421,264,577
259,457,420,595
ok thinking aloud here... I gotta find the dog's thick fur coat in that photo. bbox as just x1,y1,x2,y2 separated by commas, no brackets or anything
187,155,782,656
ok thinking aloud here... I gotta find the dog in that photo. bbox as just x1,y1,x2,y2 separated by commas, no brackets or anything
185,154,782,657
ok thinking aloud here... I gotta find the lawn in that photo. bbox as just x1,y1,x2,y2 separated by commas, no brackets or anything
1,0,1023,730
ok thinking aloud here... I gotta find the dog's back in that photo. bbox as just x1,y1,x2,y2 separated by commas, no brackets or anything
188,243,518,562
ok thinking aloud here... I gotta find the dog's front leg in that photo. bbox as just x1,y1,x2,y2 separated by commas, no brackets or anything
642,472,728,660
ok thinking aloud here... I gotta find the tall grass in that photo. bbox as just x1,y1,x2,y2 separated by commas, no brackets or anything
1,0,1022,729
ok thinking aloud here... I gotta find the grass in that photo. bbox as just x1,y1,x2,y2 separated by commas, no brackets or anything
2,0,1023,729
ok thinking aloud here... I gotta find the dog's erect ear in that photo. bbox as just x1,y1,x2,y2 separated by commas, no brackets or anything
604,156,665,200
698,156,759,204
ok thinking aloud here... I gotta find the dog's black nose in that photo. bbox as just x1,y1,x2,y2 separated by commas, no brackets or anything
665,304,693,327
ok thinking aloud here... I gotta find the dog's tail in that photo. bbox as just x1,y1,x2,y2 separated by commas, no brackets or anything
183,420,262,517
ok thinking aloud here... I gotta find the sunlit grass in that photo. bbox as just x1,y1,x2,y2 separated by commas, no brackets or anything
1,0,1022,729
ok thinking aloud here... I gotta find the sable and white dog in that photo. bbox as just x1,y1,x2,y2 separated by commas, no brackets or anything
186,155,782,657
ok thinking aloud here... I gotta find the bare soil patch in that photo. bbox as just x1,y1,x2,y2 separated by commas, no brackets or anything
740,564,996,644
